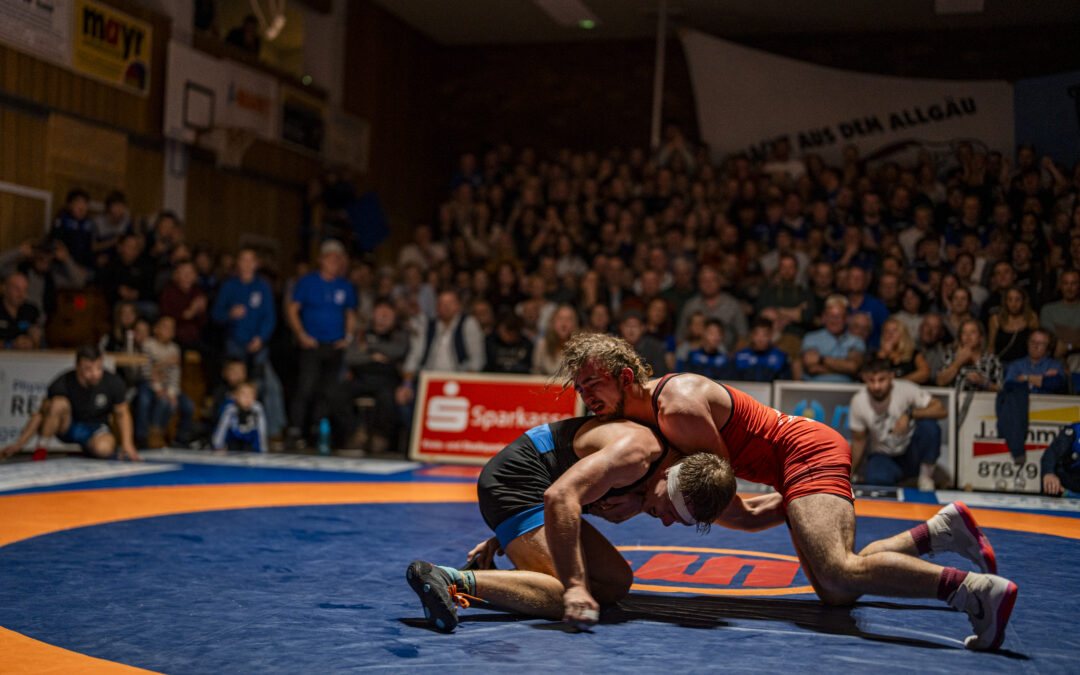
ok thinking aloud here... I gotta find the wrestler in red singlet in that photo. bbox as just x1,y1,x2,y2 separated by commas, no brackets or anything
654,374,853,506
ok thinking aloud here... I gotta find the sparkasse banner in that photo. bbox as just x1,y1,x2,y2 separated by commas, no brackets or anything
409,372,582,465
72,0,152,96
680,29,1014,166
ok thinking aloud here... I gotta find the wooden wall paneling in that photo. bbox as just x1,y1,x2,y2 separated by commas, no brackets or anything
125,144,164,222
45,114,128,209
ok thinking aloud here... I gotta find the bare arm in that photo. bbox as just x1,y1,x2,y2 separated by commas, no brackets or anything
901,353,931,384
714,492,786,531
286,300,316,348
1,404,46,458
113,402,142,461
849,430,868,479
912,397,947,420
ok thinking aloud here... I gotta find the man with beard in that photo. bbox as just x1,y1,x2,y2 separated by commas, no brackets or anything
849,358,947,490
555,332,1016,650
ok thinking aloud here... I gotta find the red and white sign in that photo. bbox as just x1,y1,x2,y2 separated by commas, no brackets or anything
409,372,582,465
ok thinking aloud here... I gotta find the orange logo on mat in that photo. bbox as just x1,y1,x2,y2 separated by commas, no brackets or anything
617,546,815,597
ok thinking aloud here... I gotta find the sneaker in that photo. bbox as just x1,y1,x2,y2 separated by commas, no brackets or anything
405,560,476,633
948,573,1018,650
918,475,935,491
927,502,997,574
31,447,48,461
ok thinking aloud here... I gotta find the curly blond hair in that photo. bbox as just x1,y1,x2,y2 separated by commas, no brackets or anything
555,331,652,388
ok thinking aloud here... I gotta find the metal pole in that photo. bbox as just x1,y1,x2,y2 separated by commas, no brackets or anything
649,0,667,152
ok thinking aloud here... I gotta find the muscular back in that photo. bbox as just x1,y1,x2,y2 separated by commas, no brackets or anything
643,374,733,459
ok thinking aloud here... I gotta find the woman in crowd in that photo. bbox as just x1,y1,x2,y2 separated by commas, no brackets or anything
532,304,579,376
892,286,926,341
936,318,1003,392
876,318,930,384
987,286,1039,365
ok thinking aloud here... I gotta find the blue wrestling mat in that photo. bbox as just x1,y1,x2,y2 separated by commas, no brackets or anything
1,452,1078,673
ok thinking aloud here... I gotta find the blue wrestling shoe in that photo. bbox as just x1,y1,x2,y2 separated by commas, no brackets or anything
406,560,479,633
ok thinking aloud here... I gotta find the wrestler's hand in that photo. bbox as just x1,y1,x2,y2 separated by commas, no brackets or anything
563,585,599,630
466,536,502,570
590,493,643,523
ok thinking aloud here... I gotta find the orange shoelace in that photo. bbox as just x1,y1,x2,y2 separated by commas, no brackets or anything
448,584,484,609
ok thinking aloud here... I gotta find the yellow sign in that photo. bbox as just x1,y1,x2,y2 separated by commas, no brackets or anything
72,0,152,96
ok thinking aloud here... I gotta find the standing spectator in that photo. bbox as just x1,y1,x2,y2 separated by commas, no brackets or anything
159,260,208,351
285,239,357,445
325,298,409,451
733,318,791,382
212,247,285,437
91,190,132,268
677,265,747,352
398,289,485,402
849,359,947,491
50,189,94,270
98,234,156,317
485,313,533,374
0,345,140,461
532,304,578,376
211,381,267,453
936,319,1003,392
1039,269,1080,362
1004,329,1066,394
0,272,42,349
136,316,196,448
0,239,87,319
799,295,866,382
988,287,1038,366
677,318,732,380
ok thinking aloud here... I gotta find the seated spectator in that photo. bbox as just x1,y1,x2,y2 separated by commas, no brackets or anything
988,287,1039,366
398,289,485,407
1040,269,1080,362
0,238,87,319
159,260,209,351
469,298,496,336
135,316,196,448
799,295,866,382
99,300,142,394
644,296,677,373
936,318,1003,392
583,302,613,335
532,304,578,376
393,262,436,320
618,309,670,377
1005,329,1065,394
942,286,977,344
485,313,533,374
850,358,948,490
91,190,132,268
733,318,791,382
848,312,873,347
207,358,248,424
756,252,812,342
677,318,732,380
979,260,1017,325
1041,422,1080,497
0,344,140,461
49,188,94,270
876,272,904,315
225,14,261,54
98,234,156,317
397,224,447,273
845,266,889,349
876,318,930,384
677,265,747,353
0,272,42,349
211,381,267,453
892,286,926,341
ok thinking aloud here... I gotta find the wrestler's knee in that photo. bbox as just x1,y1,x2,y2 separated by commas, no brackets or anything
86,432,117,458
46,396,70,416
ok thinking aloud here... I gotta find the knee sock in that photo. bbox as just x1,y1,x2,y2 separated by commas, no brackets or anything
936,567,968,601
909,522,931,555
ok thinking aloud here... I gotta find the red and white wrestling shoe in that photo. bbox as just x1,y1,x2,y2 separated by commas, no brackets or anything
948,572,1018,650
927,501,997,574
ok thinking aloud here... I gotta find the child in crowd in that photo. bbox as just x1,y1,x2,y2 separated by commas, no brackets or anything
136,315,195,447
211,381,267,453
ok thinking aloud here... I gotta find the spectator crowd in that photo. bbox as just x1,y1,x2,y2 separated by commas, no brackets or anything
3,129,1080,471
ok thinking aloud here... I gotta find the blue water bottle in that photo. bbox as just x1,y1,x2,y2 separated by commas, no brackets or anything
318,418,331,456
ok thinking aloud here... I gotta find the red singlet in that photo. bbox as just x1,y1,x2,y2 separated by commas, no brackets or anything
653,375,852,506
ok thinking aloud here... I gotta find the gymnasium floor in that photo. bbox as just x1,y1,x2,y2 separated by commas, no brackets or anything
1,450,1079,674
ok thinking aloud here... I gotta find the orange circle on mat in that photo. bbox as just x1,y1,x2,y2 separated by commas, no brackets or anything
1,483,1078,673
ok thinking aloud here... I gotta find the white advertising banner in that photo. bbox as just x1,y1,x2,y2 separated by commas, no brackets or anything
0,0,71,66
164,40,279,142
771,381,957,487
0,351,116,451
956,392,1080,494
680,29,1015,166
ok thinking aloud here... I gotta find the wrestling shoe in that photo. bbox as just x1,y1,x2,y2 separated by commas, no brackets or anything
927,502,997,574
948,573,1018,650
405,560,480,633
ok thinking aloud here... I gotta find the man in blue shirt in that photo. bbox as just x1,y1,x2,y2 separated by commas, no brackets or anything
1004,329,1065,394
212,247,286,437
800,295,866,382
845,266,889,350
285,239,357,446
734,319,792,382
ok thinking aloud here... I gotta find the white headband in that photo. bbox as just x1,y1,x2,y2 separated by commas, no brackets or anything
666,462,696,525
